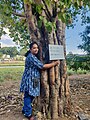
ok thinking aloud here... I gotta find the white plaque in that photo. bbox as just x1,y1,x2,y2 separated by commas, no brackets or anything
49,44,65,60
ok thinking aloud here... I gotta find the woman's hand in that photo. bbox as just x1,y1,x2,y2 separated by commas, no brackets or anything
53,60,60,66
43,60,60,69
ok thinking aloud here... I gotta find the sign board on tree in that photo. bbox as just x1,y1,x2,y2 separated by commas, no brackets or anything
49,44,65,60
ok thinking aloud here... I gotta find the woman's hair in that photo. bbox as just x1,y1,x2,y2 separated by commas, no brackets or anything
29,41,39,50
25,41,39,58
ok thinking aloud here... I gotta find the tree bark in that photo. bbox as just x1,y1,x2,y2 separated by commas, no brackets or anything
48,33,58,119
24,0,40,41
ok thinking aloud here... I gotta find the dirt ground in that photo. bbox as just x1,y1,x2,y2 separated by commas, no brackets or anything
0,74,90,120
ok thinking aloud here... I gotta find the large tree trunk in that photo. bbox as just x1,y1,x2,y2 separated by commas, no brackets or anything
24,0,41,41
24,1,71,119
56,20,71,116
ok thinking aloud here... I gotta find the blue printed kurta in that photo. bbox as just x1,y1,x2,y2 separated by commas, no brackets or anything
20,53,44,97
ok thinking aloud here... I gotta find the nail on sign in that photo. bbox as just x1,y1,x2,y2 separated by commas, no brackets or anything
49,44,65,60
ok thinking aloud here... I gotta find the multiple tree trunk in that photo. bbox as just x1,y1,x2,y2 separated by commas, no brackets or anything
24,1,71,119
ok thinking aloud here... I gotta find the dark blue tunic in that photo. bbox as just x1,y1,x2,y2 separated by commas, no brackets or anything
20,53,43,97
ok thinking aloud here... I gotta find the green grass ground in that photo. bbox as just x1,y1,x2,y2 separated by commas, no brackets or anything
0,61,89,83
0,61,24,66
0,67,24,82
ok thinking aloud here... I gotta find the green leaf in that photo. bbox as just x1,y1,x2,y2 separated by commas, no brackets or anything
58,12,66,23
45,0,51,7
59,1,64,6
24,0,33,4
36,5,42,14
39,16,43,20
45,21,52,33
37,20,42,28
74,2,79,9
77,0,80,6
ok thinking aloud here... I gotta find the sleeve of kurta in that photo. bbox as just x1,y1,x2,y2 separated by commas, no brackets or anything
31,54,44,69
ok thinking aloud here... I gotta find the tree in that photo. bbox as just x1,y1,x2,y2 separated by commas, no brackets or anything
78,25,90,55
0,47,19,57
66,53,90,71
19,47,27,56
0,0,90,119
0,52,3,58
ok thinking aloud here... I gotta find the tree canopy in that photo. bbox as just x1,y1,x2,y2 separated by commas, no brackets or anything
0,0,90,46
0,47,19,57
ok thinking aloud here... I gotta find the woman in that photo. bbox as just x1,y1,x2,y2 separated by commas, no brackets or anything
20,42,59,120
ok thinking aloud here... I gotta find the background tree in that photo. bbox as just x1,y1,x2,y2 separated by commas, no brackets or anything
0,52,3,58
78,25,90,55
0,0,90,119
0,47,19,57
19,47,27,56
66,53,90,71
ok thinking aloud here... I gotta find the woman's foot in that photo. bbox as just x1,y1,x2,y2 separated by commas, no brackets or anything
22,110,36,120
29,116,37,120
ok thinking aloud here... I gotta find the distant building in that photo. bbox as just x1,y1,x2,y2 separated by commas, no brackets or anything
2,54,10,59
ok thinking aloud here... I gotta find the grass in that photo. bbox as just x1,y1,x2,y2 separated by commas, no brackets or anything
67,68,90,76
0,64,24,66
67,69,76,76
0,67,24,82
0,62,89,82
0,61,24,66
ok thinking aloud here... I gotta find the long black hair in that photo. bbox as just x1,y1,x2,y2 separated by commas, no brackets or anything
25,41,40,58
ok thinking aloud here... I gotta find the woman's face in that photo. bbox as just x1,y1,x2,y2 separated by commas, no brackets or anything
30,44,39,55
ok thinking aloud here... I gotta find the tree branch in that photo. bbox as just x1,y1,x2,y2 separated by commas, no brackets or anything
53,2,57,18
43,9,50,20
42,0,52,19
12,11,26,18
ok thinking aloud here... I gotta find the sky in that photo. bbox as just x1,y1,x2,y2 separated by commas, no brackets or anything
0,17,89,54
0,28,16,47
65,22,86,54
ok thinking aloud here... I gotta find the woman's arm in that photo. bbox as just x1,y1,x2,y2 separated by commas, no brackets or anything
43,61,60,69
